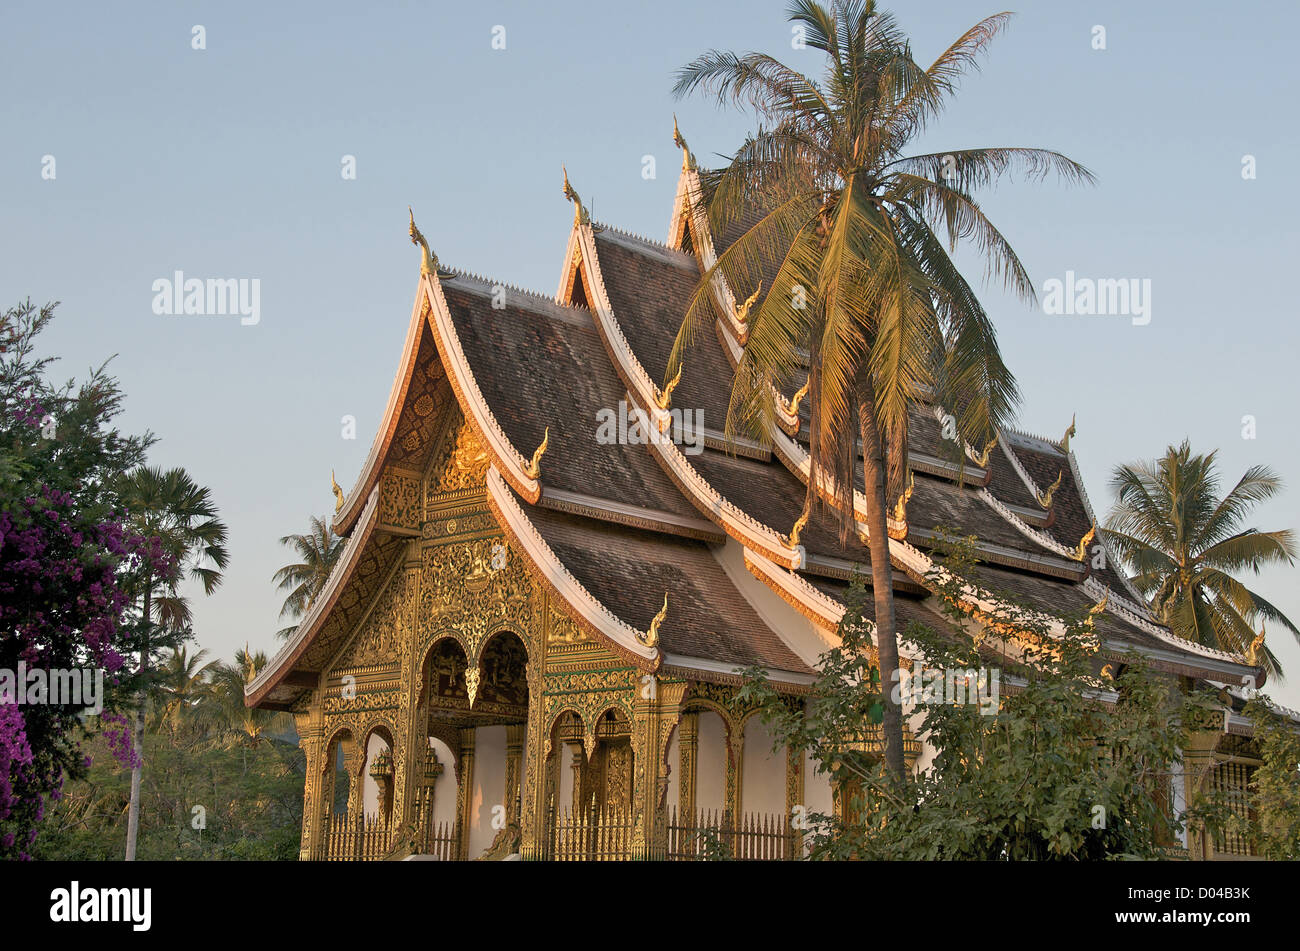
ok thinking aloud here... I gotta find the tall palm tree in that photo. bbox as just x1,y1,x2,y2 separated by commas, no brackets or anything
118,465,229,861
1105,441,1298,679
273,515,344,639
672,0,1091,777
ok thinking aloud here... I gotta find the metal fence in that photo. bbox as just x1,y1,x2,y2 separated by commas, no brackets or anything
665,807,799,860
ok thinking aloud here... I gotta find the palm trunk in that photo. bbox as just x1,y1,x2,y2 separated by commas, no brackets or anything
125,581,150,860
857,403,906,781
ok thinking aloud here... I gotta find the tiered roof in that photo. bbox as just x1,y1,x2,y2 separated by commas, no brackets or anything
247,137,1263,711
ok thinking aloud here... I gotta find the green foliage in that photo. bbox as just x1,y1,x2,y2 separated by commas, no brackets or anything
35,725,304,861
1105,440,1298,676
273,515,344,640
740,534,1212,860
1238,699,1300,859
34,645,302,861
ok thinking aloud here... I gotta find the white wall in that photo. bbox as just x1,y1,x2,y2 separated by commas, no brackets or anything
740,715,785,817
467,725,507,858
696,711,727,814
361,733,389,818
427,737,458,832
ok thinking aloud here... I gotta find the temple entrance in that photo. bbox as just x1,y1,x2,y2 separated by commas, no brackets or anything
414,630,530,859
543,708,636,860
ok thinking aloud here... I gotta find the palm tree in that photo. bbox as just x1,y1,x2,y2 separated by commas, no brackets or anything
118,465,229,861
273,515,344,639
207,647,294,748
151,646,215,735
1105,441,1298,679
671,0,1091,777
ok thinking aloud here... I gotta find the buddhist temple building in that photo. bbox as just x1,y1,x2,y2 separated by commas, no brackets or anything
246,126,1285,861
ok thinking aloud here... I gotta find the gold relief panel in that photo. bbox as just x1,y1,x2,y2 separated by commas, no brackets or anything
428,418,491,498
418,536,537,655
333,571,410,669
379,470,422,532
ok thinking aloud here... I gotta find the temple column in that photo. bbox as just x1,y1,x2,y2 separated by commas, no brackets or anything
343,746,365,817
678,712,699,820
456,727,476,860
505,723,526,824
394,541,424,835
726,723,743,823
295,700,325,860
785,741,805,859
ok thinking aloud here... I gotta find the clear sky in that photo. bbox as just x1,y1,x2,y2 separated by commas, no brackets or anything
3,0,1298,710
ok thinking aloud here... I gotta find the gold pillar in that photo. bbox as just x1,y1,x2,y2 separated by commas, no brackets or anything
456,727,476,860
785,742,805,858
394,542,424,832
726,724,742,823
295,703,325,860
678,712,699,820
505,723,526,824
343,745,364,817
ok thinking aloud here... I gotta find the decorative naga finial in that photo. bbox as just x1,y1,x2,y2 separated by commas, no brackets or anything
735,283,762,323
523,427,549,480
1073,525,1096,562
975,435,998,469
656,363,683,411
788,499,811,548
1088,591,1109,618
891,472,915,524
672,114,696,171
1100,663,1115,682
408,207,438,276
640,593,668,648
331,469,345,514
562,166,590,226
1247,625,1266,666
1035,470,1063,509
784,379,810,418
1061,413,1077,453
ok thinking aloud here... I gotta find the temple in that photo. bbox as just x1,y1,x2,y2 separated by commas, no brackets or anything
246,127,1279,861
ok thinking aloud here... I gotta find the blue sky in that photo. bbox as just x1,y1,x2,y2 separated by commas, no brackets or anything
3,0,1298,709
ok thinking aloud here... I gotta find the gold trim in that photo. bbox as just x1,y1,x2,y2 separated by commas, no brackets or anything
523,427,549,481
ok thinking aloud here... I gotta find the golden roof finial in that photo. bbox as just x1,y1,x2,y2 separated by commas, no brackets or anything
735,283,762,323
656,363,683,411
1088,590,1109,617
408,207,438,276
1100,663,1115,682
331,469,345,514
788,498,811,548
1061,413,1077,454
1073,525,1096,562
562,166,590,226
1036,469,1063,509
1247,625,1266,666
641,593,668,648
672,114,696,171
523,427,549,480
975,435,998,469
891,472,915,523
785,379,810,418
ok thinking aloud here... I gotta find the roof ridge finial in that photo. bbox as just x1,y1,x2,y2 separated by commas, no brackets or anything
562,166,590,226
408,206,438,276
1035,469,1063,509
673,114,696,171
1247,624,1266,666
331,468,344,514
523,427,549,480
1061,413,1077,453
640,593,668,648
656,362,683,411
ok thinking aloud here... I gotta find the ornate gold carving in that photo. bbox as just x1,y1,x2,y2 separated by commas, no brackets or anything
465,667,480,707
641,594,668,648
1061,413,1076,453
784,379,810,418
1073,525,1096,562
672,114,696,171
656,363,682,411
408,207,437,277
735,283,762,324
1247,625,1265,666
975,436,998,469
562,166,590,226
414,394,435,417
891,472,915,524
1036,470,1063,509
788,498,810,548
331,469,345,514
523,427,549,480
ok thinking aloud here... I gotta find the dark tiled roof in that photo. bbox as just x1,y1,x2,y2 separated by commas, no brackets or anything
523,503,812,674
442,277,699,522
